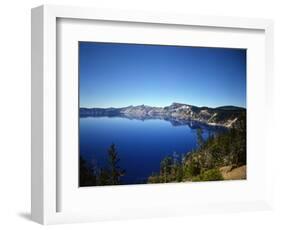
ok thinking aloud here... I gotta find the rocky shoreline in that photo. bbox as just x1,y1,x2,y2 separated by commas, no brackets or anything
80,102,246,128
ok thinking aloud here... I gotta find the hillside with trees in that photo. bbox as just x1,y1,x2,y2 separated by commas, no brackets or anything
148,113,246,183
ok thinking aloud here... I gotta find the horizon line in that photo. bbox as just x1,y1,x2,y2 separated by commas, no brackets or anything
79,102,246,110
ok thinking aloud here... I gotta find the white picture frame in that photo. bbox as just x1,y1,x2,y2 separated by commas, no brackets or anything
31,5,274,225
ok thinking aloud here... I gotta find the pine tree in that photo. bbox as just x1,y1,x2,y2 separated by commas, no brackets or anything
160,156,173,182
79,156,97,186
99,168,110,186
107,144,125,185
196,128,204,149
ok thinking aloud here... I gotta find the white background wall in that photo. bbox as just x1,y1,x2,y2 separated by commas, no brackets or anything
0,0,280,229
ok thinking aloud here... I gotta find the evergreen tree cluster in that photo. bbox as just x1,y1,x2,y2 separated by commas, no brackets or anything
79,144,125,186
148,114,246,183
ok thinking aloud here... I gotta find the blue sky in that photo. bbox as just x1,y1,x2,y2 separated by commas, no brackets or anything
79,42,246,108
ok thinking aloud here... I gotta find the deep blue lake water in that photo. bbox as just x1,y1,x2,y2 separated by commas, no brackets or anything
79,117,223,185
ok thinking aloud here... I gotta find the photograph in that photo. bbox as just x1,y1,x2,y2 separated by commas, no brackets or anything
79,42,247,187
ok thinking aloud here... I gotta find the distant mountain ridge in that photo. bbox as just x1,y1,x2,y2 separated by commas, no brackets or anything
80,103,246,128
